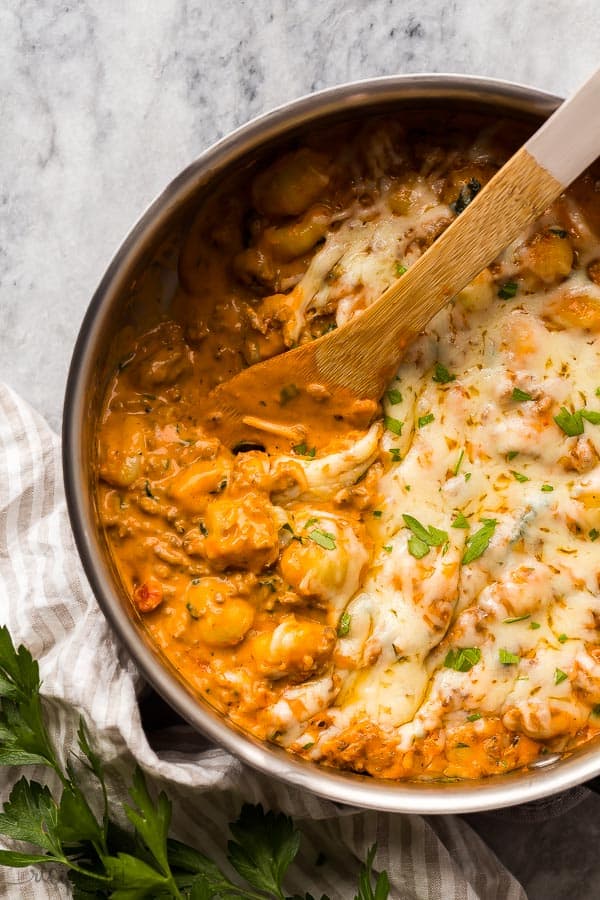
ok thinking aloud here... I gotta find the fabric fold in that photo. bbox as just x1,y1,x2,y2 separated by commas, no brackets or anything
0,382,531,899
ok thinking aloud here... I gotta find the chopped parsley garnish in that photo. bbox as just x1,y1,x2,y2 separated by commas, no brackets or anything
418,413,435,428
280,383,299,405
590,528,600,542
596,387,600,397
558,633,568,643
337,611,351,637
372,510,383,518
453,449,464,475
144,480,156,499
384,416,403,435
498,281,518,300
529,621,541,630
581,409,600,425
553,406,600,435
554,407,584,436
499,648,520,665
383,544,393,553
395,262,407,276
462,519,497,564
199,520,209,536
592,704,600,716
467,713,482,722
433,362,456,384
293,442,316,457
407,536,430,559
302,742,315,750
403,514,448,559
389,447,402,462
451,178,481,214
507,450,519,461
444,647,481,672
550,227,568,238
309,529,336,551
386,388,403,405
541,484,554,492
554,668,568,685
452,511,470,529
464,472,472,481
186,602,200,620
511,470,530,483
503,614,530,624
512,387,533,402
455,742,470,749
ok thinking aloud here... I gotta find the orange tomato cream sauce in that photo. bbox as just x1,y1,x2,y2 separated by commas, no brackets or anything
96,115,600,782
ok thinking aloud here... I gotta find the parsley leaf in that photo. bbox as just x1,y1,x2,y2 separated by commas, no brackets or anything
541,484,554,492
462,519,497,565
453,449,464,475
590,528,600,542
384,416,403,435
0,778,64,861
512,387,533,402
444,647,481,672
503,614,530,624
511,470,530,483
555,668,568,685
529,621,541,630
228,803,300,898
386,388,402,405
0,627,60,770
354,843,390,900
337,611,352,637
418,413,434,428
395,262,407,276
581,409,600,425
433,363,456,384
124,767,173,879
403,515,448,559
408,535,429,559
499,649,520,665
554,407,584,436
507,450,519,461
309,529,336,550
451,512,470,529
498,281,518,299
389,447,402,462
293,442,316,457
466,712,482,722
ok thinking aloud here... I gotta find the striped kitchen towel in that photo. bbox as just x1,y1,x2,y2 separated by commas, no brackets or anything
0,381,532,899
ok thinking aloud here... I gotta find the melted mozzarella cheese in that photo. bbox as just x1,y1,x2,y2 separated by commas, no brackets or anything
277,186,600,765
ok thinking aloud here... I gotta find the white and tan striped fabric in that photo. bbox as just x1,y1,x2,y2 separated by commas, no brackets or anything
0,382,531,899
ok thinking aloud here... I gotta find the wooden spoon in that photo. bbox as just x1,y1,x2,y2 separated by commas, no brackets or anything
209,69,600,453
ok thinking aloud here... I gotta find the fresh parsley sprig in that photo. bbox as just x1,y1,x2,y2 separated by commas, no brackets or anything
402,515,448,559
0,626,389,899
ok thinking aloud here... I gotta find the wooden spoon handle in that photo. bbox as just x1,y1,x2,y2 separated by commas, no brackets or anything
526,66,600,185
316,68,600,397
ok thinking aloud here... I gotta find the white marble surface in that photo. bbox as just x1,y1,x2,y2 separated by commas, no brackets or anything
2,4,600,897
1,0,600,430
